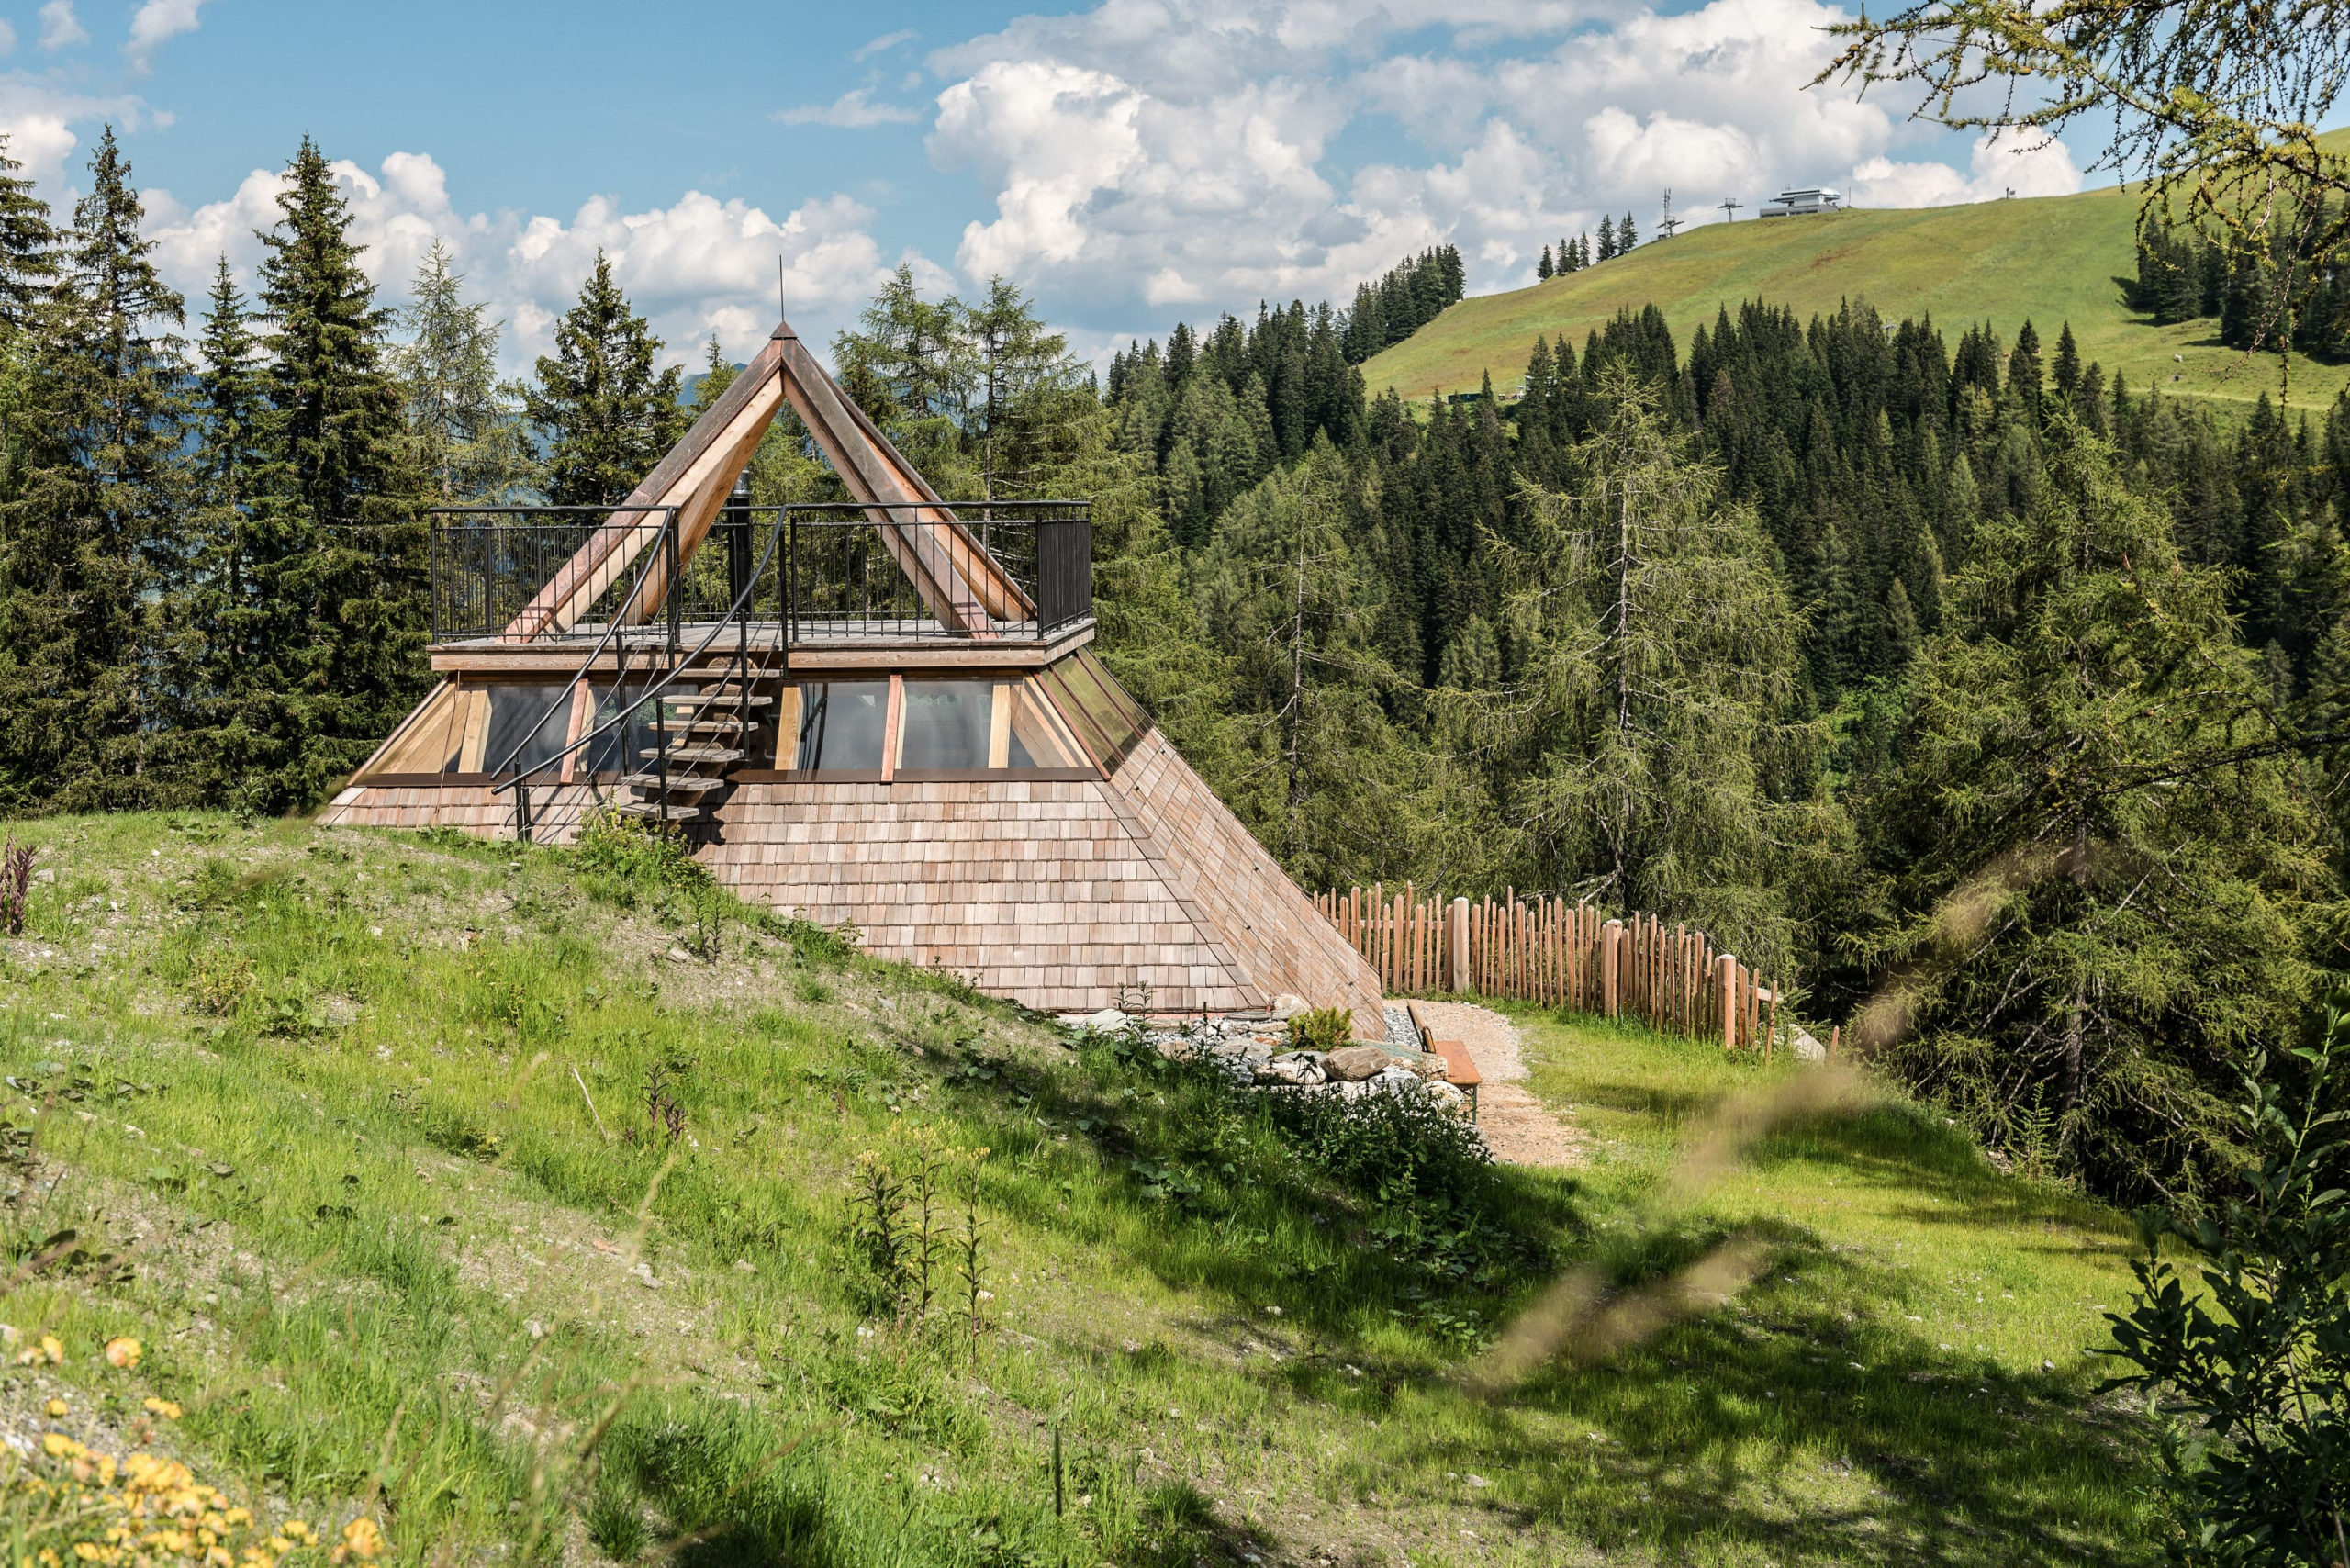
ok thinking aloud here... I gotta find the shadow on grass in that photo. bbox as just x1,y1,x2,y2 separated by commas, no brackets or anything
1384,1221,2156,1564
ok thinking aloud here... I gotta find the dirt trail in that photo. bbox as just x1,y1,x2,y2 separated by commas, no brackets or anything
1408,1000,1589,1168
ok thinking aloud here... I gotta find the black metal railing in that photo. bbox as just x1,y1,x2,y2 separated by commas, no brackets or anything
430,505,679,643
430,499,1091,645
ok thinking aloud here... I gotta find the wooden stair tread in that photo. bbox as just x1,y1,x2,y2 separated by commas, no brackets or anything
610,800,704,821
621,772,728,795
665,692,772,709
640,746,744,765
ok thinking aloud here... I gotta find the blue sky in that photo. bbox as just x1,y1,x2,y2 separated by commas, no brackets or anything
0,0,2135,372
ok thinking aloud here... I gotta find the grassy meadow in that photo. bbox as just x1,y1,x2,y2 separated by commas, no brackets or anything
0,812,2168,1566
1362,129,2350,421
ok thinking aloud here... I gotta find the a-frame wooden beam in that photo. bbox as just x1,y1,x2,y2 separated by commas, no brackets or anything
503,316,1034,641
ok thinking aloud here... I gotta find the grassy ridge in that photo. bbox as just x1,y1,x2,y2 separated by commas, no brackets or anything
1364,132,2350,420
0,812,2162,1565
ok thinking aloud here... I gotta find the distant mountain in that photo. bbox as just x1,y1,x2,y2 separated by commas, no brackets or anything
1365,129,2350,420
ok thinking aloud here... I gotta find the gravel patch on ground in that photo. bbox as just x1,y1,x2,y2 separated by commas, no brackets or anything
1406,1001,1589,1169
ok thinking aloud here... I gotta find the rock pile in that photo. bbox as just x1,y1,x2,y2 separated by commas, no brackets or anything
1058,1011,1471,1112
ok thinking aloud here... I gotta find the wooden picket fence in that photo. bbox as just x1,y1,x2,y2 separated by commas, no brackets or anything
1314,884,1781,1054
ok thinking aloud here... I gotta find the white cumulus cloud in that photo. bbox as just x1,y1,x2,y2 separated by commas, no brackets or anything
145,151,894,373
125,0,203,72
38,1,87,50
1846,129,2083,207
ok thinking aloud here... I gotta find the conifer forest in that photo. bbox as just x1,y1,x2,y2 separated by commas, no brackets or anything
6,120,2350,1218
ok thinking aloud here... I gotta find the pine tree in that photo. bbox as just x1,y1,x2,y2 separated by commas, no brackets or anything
523,251,686,509
1597,216,1617,262
397,241,530,504
1538,243,1554,281
1619,212,1639,249
0,127,192,809
0,133,57,334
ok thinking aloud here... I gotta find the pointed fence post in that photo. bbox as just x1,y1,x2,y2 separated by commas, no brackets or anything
1449,897,1470,991
1718,952,1739,1047
1601,918,1623,1017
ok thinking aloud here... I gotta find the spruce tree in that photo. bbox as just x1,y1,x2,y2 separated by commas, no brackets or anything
524,251,687,509
2009,319,2044,424
1619,211,1639,249
0,133,57,334
234,134,425,810
0,127,192,809
1597,216,1617,262
1538,243,1554,281
2053,320,2082,410
181,257,271,801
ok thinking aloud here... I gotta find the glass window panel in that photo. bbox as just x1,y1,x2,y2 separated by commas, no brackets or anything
480,685,574,777
795,681,889,772
1008,681,1082,769
898,680,993,770
373,681,465,774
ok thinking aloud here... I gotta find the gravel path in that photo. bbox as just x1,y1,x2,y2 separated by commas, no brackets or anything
1408,1000,1589,1168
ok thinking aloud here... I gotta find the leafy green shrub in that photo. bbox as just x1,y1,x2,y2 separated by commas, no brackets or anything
2104,1000,2350,1563
573,810,707,890
1286,1006,1351,1052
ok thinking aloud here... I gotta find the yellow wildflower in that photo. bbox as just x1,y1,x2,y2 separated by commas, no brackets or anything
45,1398,67,1417
222,1510,251,1529
39,1335,62,1362
102,1338,140,1370
339,1518,382,1561
279,1525,312,1545
42,1436,85,1460
142,1397,182,1420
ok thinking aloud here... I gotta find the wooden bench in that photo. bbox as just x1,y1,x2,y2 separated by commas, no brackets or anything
1404,1003,1480,1117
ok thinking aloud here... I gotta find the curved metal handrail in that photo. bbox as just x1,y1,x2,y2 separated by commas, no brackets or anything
492,507,787,798
485,505,679,780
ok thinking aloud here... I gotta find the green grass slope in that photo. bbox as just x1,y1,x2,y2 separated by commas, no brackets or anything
0,812,2162,1566
1366,134,2350,420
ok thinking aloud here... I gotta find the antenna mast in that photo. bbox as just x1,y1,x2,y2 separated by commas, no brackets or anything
1657,188,1683,241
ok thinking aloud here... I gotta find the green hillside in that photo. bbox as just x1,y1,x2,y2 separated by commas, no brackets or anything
0,813,2160,1564
1365,140,2350,419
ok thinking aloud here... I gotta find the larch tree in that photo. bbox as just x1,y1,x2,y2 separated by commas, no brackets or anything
397,241,530,504
1856,417,2329,1202
1472,366,1831,978
522,251,684,510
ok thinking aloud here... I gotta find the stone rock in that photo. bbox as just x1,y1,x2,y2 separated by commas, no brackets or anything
1323,1045,1391,1081
1404,1052,1447,1081
1373,1064,1423,1092
1074,1007,1130,1034
1256,1054,1325,1086
1427,1080,1467,1110
1791,1027,1827,1062
1270,993,1310,1021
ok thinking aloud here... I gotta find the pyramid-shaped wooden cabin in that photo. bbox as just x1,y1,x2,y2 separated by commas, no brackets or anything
322,317,1384,1028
